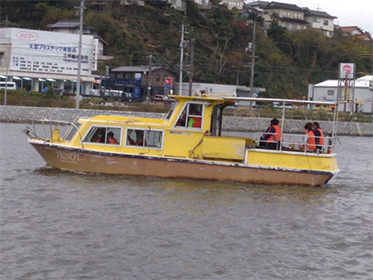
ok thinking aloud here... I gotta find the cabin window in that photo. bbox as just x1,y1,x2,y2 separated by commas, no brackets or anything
126,128,163,149
327,90,334,96
175,103,203,129
83,126,121,145
65,122,81,141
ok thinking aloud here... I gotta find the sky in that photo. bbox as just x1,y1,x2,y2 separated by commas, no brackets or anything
253,0,373,35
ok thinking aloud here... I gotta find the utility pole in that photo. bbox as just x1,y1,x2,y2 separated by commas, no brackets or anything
188,38,195,96
146,54,153,100
370,80,373,114
3,32,10,106
179,21,184,95
76,0,85,109
248,20,256,99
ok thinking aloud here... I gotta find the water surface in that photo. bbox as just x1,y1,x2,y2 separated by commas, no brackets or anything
1,123,372,279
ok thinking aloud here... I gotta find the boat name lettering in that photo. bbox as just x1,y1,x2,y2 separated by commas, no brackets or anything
56,151,80,162
170,131,191,136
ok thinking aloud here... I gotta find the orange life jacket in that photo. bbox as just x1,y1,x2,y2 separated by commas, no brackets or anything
314,128,324,145
302,130,316,151
108,137,118,144
267,125,283,142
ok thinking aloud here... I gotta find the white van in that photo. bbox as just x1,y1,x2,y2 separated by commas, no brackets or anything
0,81,17,90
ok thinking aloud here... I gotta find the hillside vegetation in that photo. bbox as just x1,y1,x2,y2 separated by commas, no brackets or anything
2,0,372,98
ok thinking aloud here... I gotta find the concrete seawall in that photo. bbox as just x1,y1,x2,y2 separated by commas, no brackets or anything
1,105,372,136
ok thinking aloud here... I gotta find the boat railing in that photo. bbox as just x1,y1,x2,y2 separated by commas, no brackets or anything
25,118,85,149
249,131,334,154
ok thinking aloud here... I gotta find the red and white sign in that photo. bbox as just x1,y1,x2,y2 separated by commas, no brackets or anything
339,63,355,79
16,31,38,41
164,77,172,86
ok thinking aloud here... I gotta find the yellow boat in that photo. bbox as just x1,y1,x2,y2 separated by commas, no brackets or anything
26,95,339,186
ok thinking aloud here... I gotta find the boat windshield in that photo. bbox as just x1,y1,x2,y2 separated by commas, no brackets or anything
166,102,177,119
65,122,81,141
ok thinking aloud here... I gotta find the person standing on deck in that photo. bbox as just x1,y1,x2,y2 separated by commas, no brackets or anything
313,122,324,152
259,118,283,150
301,123,316,152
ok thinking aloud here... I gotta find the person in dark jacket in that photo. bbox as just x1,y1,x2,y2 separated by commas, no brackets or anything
259,118,283,149
312,122,324,152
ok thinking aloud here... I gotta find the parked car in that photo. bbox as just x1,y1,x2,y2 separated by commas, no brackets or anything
272,102,293,108
152,94,164,102
152,94,173,104
0,81,17,90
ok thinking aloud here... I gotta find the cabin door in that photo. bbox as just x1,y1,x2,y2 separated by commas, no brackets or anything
211,105,223,136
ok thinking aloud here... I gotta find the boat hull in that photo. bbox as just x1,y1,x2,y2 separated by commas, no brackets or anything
29,140,334,186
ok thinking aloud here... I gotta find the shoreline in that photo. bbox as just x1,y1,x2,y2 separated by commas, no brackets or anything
1,105,372,136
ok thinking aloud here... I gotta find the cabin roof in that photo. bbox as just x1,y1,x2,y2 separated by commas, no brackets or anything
169,94,336,105
86,115,165,124
169,94,235,104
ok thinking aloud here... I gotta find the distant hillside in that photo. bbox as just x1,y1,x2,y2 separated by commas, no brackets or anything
2,0,372,98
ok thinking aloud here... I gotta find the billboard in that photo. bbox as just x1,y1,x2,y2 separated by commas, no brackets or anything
0,28,97,76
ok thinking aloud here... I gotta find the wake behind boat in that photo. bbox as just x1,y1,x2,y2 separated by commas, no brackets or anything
25,95,339,186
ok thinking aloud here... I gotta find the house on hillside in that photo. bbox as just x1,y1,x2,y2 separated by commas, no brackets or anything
338,26,373,42
243,1,336,36
121,0,145,6
242,1,268,17
193,0,210,10
109,66,176,99
303,8,336,37
219,0,244,10
262,2,309,32
168,0,187,11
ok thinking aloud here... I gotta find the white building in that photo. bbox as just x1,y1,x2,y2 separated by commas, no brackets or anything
309,75,373,114
220,0,244,10
0,27,99,94
303,8,336,37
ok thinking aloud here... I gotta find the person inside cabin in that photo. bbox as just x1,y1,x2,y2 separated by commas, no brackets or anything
301,123,316,152
128,130,144,146
107,132,118,144
312,122,324,152
259,118,283,149
95,130,105,143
